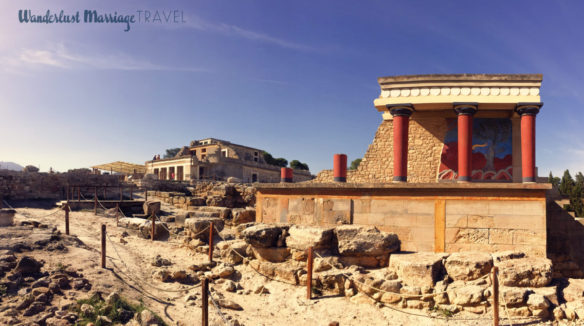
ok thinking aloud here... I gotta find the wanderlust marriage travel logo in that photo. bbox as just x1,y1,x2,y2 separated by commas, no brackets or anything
18,9,186,32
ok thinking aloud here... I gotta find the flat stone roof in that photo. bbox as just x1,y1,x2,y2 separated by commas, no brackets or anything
378,73,543,85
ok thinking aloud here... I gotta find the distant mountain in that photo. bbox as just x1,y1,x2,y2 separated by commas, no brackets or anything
0,161,24,171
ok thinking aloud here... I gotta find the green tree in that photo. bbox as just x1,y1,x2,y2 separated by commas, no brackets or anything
163,148,181,159
576,172,584,188
570,183,584,217
349,158,362,170
290,160,309,170
262,152,288,167
548,172,560,188
559,169,575,196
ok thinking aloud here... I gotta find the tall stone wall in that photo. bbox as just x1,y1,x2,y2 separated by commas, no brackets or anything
312,118,447,183
0,170,119,200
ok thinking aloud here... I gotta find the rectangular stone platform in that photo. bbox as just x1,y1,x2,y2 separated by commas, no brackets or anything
255,182,551,256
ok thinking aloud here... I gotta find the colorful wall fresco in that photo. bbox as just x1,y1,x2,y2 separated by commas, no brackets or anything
438,118,512,181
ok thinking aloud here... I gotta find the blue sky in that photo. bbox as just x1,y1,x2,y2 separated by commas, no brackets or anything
0,1,582,177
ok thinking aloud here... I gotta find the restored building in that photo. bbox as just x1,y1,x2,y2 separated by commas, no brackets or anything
255,74,551,256
146,138,312,183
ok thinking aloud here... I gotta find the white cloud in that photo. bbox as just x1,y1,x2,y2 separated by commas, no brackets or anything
1,44,205,72
184,15,317,53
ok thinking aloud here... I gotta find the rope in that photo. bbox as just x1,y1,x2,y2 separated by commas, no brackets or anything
104,231,199,294
3,199,62,219
208,288,232,326
498,270,514,326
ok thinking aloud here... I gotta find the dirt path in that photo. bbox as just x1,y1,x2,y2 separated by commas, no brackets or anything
8,203,539,326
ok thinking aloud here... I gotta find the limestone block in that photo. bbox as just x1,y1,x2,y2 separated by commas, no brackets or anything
335,225,400,257
241,224,288,248
388,252,448,287
496,257,552,287
286,225,334,251
444,252,493,281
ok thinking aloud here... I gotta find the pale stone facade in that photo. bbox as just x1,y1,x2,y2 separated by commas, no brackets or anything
146,138,312,183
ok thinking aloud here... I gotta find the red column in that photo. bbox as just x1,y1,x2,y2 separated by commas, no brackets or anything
333,154,347,182
281,167,293,183
516,104,541,183
389,106,414,182
454,104,478,182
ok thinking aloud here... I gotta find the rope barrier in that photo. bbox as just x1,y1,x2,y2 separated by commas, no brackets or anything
104,231,199,294
498,270,514,326
208,288,232,326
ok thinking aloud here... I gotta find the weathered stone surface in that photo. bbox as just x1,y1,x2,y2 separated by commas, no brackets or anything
447,284,484,306
219,240,248,265
564,278,584,302
499,286,528,306
496,257,552,287
248,260,302,285
286,225,334,251
139,220,170,240
532,286,558,306
527,293,549,310
184,217,224,241
118,217,146,230
140,309,159,325
491,251,525,263
339,255,385,268
335,225,399,257
216,299,243,310
15,256,42,275
388,252,448,287
151,255,172,267
241,224,287,248
251,247,290,263
0,209,15,226
444,252,492,281
143,201,161,216
231,208,256,225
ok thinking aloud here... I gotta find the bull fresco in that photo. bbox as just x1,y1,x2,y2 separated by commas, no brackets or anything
438,118,512,181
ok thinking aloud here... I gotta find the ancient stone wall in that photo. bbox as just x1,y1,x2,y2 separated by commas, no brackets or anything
312,118,447,183
0,170,119,200
547,199,584,278
256,187,547,257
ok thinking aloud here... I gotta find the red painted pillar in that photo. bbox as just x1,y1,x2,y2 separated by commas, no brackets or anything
333,154,347,182
516,103,541,183
389,105,414,182
454,104,478,182
281,168,293,183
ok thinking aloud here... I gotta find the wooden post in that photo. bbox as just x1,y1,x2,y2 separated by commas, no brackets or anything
64,203,70,235
94,194,98,215
94,187,97,200
115,203,120,226
151,214,155,241
307,246,314,300
77,186,80,202
130,185,133,200
492,266,499,326
145,189,148,201
208,222,214,262
202,278,209,326
101,224,106,268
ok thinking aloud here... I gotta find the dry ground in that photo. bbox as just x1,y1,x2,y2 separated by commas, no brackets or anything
2,200,553,326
